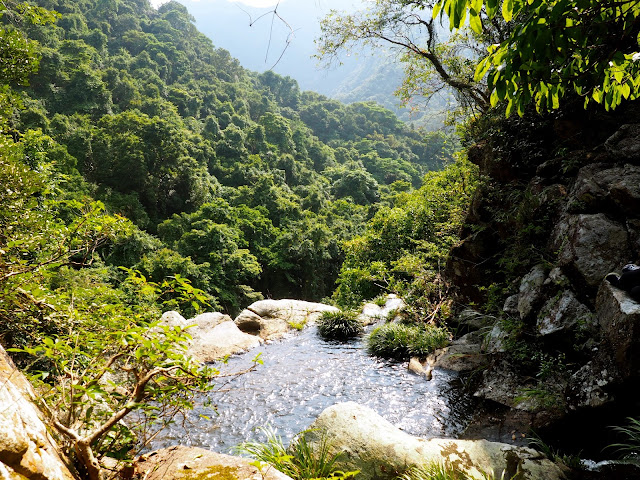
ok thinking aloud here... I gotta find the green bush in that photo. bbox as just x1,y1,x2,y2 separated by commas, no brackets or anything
236,427,358,480
317,310,364,340
400,463,469,480
366,323,449,360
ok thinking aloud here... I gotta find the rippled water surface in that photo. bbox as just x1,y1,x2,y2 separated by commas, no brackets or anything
152,326,475,453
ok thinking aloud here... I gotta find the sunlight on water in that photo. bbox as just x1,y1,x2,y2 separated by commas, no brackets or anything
151,326,475,453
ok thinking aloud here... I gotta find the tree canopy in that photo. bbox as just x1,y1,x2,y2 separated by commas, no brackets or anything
319,0,640,116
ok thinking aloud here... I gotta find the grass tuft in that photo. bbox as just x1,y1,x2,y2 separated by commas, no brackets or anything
366,323,449,360
235,426,357,480
608,417,640,458
317,310,364,340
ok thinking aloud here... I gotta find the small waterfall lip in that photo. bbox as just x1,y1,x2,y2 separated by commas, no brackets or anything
150,325,475,453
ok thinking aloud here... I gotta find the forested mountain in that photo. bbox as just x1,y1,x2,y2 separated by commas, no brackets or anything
3,0,454,315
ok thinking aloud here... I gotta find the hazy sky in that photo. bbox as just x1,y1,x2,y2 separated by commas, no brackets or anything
150,0,282,7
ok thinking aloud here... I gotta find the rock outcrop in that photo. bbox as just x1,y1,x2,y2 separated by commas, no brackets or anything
304,402,566,480
0,345,76,480
234,299,339,340
160,311,261,362
134,445,292,480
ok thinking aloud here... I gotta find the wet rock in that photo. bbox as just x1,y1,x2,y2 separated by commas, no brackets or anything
160,311,260,362
408,357,432,380
596,282,640,377
235,299,339,340
304,402,565,480
0,345,76,480
134,445,292,480
517,264,546,319
604,123,640,160
536,290,594,336
553,213,629,288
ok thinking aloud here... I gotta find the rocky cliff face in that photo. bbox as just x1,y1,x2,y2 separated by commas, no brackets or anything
446,106,640,452
0,345,76,480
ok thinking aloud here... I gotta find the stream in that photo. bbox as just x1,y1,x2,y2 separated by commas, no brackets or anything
151,325,476,453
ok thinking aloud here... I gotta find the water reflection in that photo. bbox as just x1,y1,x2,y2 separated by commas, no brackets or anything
151,326,475,453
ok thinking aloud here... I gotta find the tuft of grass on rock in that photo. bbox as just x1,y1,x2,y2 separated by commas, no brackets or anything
317,310,364,340
235,427,358,480
366,323,449,360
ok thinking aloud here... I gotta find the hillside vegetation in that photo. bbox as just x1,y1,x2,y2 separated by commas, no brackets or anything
1,0,460,334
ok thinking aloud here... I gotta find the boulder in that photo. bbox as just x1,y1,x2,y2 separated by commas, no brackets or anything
160,311,261,363
359,295,406,325
427,332,488,373
0,345,76,480
474,362,535,410
517,264,546,319
604,124,640,160
596,282,640,377
304,402,565,480
566,361,616,410
483,324,508,354
571,163,640,216
553,213,629,288
234,299,339,340
134,445,292,480
536,290,594,336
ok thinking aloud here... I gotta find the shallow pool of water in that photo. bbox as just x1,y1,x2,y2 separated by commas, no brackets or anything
151,326,475,453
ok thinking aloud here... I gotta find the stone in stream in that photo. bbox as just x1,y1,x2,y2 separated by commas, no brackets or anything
134,445,292,480
160,311,262,363
234,299,339,340
303,402,566,480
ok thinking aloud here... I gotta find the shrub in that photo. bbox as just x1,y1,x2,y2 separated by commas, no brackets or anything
366,323,449,360
400,463,469,480
317,310,364,340
236,427,358,480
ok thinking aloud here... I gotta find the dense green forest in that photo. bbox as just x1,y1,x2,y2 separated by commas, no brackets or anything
0,0,459,337
4,0,640,478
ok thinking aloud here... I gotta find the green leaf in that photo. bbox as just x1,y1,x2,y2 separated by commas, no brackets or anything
469,8,483,34
502,0,514,22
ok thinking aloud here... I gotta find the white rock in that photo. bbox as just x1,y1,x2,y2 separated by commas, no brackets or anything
304,402,565,480
235,299,339,340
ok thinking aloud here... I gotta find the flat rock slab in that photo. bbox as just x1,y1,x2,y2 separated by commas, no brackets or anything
160,311,261,363
134,446,292,480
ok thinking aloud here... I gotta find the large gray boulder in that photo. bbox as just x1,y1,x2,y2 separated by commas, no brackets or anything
427,332,488,373
604,124,640,160
517,264,546,319
536,290,594,336
234,299,339,340
596,282,640,377
134,445,292,480
1,345,76,480
304,402,565,480
160,311,261,362
553,213,629,287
